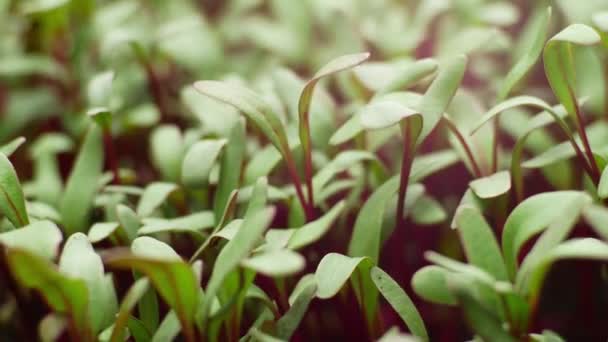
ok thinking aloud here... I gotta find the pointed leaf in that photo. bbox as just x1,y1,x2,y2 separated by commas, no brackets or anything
371,267,428,341
0,220,62,259
181,139,227,187
60,125,104,234
136,182,177,217
455,206,508,280
315,253,372,299
502,191,591,279
469,171,511,199
0,153,29,227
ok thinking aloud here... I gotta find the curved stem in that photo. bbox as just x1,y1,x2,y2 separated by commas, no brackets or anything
103,128,120,185
442,116,484,178
573,101,601,184
491,117,499,173
284,152,314,221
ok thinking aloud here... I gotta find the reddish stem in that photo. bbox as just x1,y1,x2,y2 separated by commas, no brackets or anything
442,117,484,178
491,117,499,173
573,100,600,184
285,152,314,221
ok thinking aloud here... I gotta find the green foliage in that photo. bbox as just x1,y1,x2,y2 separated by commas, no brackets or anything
2,1,608,341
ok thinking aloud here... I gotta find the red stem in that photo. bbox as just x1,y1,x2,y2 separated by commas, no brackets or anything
573,100,600,184
491,117,499,173
285,152,314,221
442,117,484,178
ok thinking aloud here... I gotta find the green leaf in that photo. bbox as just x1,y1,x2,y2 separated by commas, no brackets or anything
213,120,246,219
527,238,608,303
287,201,345,250
87,70,115,110
418,55,467,143
0,136,26,156
193,81,288,159
88,222,120,244
0,220,62,259
59,234,118,333
583,205,608,241
109,278,150,342
329,114,363,146
454,289,515,342
348,176,398,264
136,182,177,217
201,178,273,320
312,151,378,200
354,58,438,94
138,211,215,236
469,171,511,199
359,100,421,130
116,204,140,242
150,125,184,182
298,52,370,198
6,249,92,340
497,7,551,100
502,191,591,279
104,238,199,340
410,195,447,225
544,24,600,123
411,266,457,305
314,253,372,299
0,153,29,227
181,139,227,187
598,166,608,198
60,125,104,234
455,206,508,281
276,281,317,340
370,267,428,341
242,249,305,277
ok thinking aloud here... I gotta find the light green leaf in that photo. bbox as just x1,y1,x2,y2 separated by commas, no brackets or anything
0,136,26,156
0,153,29,227
348,176,399,264
88,222,120,244
359,100,421,130
7,249,92,340
241,249,305,277
502,191,591,279
544,24,600,123
150,125,184,182
60,125,104,234
0,220,62,259
136,182,177,217
181,139,227,187
116,204,140,242
583,205,608,241
138,211,214,236
298,52,370,197
497,7,551,100
59,233,118,333
411,266,456,305
469,171,511,199
314,253,372,299
276,281,316,340
410,195,446,225
214,120,246,219
193,80,288,158
109,278,149,342
455,206,508,281
287,201,344,250
598,166,608,198
104,238,199,340
201,178,273,320
418,55,467,143
371,267,428,341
